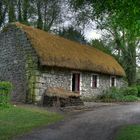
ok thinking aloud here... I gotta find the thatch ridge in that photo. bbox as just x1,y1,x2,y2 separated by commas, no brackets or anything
14,22,125,76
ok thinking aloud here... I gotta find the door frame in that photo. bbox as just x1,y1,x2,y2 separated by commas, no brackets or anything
70,72,82,94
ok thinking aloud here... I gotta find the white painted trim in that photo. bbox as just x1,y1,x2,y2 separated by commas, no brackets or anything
70,72,73,91
80,73,82,95
110,77,112,87
91,74,99,88
114,77,117,87
97,75,100,88
90,76,93,87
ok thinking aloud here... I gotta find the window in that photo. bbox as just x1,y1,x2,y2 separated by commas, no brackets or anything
91,74,99,88
110,76,116,87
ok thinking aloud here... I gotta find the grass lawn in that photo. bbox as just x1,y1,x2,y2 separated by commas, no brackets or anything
0,106,63,140
116,125,140,140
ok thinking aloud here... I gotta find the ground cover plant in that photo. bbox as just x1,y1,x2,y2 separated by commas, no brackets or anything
98,86,140,102
0,81,13,107
116,125,140,140
0,106,63,140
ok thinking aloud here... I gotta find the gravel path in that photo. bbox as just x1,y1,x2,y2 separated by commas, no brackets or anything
14,103,140,140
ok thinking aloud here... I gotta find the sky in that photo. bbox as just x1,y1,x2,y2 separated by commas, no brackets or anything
83,21,102,41
84,29,102,41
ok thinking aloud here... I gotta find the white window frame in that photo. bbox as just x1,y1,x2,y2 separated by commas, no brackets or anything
110,76,116,87
91,74,99,88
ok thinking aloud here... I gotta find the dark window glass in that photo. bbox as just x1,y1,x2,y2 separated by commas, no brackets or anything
92,75,97,88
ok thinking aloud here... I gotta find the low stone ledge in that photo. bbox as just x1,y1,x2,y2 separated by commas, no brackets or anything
43,87,83,107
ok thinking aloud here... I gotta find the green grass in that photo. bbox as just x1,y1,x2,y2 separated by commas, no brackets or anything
116,125,140,140
0,106,63,140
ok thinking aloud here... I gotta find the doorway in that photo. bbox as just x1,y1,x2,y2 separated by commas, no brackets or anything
72,73,80,92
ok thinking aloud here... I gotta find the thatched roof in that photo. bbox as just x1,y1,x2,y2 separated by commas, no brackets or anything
46,87,80,98
13,22,125,76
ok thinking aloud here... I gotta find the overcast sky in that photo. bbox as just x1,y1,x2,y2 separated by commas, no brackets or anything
84,29,102,41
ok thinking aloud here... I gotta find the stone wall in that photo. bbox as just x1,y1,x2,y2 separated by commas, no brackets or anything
35,68,72,103
0,25,38,102
35,68,125,103
80,72,124,97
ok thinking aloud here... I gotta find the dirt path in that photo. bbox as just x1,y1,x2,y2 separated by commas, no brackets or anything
14,103,140,140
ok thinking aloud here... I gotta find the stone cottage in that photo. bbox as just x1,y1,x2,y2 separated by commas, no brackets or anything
0,23,125,104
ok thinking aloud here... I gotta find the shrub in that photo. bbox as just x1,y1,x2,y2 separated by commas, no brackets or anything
0,82,13,107
121,87,138,96
99,87,123,102
99,87,139,102
122,95,139,102
136,85,140,97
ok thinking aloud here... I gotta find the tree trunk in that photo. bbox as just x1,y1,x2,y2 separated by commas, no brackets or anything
37,1,43,29
43,1,47,31
122,43,136,86
8,0,16,22
17,0,22,22
23,0,29,23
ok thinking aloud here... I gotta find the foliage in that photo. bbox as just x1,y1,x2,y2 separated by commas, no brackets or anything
99,87,139,102
121,87,138,96
0,106,63,140
136,85,140,97
91,39,112,55
121,95,138,102
70,0,140,86
0,82,13,107
0,0,63,31
99,88,123,102
25,55,36,103
0,0,8,27
58,26,87,44
116,125,140,140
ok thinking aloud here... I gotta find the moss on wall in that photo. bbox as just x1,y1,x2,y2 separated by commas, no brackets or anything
25,55,37,103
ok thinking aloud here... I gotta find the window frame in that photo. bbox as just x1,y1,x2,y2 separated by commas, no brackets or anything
110,76,116,87
91,74,99,88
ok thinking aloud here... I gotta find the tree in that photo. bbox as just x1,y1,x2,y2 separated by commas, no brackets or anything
0,0,7,27
91,39,112,55
70,0,140,85
8,0,16,22
22,0,30,23
58,26,87,44
36,0,43,29
17,0,22,22
42,0,63,31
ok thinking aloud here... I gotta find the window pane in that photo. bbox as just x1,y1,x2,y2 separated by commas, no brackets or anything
111,77,115,87
93,75,97,88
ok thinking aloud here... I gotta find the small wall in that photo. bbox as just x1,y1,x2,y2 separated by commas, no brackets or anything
35,68,125,103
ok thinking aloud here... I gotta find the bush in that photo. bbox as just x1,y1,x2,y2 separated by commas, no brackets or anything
99,87,124,102
136,85,140,97
99,87,139,102
0,82,13,107
122,95,139,102
121,87,138,96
